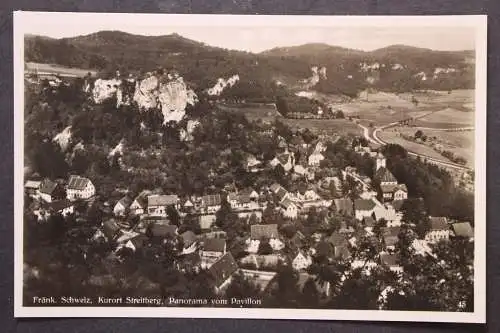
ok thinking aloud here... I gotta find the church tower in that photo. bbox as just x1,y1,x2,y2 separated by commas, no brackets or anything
376,152,386,171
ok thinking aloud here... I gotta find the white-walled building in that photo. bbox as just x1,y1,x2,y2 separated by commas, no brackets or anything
66,175,95,201
380,253,403,275
354,199,377,220
425,217,450,243
113,196,132,216
246,224,284,254
292,251,313,271
308,152,325,167
38,179,63,203
147,194,180,217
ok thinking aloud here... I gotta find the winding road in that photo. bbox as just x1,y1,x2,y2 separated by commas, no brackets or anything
358,122,472,171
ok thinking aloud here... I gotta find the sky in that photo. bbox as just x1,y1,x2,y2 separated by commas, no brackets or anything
18,12,479,53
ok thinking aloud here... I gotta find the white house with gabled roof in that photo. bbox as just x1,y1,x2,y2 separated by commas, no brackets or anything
66,175,95,201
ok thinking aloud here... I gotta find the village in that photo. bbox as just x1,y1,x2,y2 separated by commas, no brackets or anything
24,128,474,300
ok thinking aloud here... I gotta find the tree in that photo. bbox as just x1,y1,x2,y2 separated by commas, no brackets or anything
215,198,237,230
279,224,297,239
166,206,180,226
272,164,286,184
333,110,345,119
257,239,273,255
29,140,69,179
225,271,261,303
373,218,387,239
275,97,290,117
328,268,382,309
401,198,430,238
300,278,320,307
385,235,474,312
229,239,248,260
178,213,201,234
263,264,300,307
301,128,317,144
342,175,361,201
186,270,216,300
414,130,424,140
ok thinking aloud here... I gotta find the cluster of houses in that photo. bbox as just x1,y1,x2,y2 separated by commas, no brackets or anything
25,175,96,221
268,140,327,180
24,139,474,295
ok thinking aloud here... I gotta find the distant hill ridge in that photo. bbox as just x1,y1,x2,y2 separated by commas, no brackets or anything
25,31,475,97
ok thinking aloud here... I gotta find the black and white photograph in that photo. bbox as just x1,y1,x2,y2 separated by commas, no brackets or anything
13,12,486,322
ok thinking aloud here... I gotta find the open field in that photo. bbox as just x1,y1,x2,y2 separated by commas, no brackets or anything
413,128,474,167
217,103,361,136
333,91,420,126
379,128,453,162
282,118,362,136
217,103,282,123
380,126,474,167
25,62,97,77
412,107,474,128
409,89,474,111
328,89,474,127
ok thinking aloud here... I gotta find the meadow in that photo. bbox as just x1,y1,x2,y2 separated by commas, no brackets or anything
282,118,362,137
25,62,97,77
381,126,474,167
330,89,475,127
412,107,474,129
218,103,362,136
378,129,453,162
217,103,282,123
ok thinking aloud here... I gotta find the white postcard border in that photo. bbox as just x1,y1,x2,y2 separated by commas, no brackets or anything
13,11,487,323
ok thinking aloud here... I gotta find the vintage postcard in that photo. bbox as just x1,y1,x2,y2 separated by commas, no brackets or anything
14,12,486,322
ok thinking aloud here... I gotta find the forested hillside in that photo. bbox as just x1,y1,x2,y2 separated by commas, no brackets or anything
25,31,475,99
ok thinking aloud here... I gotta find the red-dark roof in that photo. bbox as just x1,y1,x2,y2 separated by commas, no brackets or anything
396,184,408,192
430,217,448,231
391,200,405,211
116,196,133,208
132,194,148,209
315,241,332,257
380,253,400,267
380,184,398,193
25,180,41,189
452,222,474,238
280,199,297,209
180,252,201,266
129,234,148,249
150,223,178,238
277,153,290,165
202,238,226,253
148,194,179,207
354,199,376,211
200,194,221,207
382,227,401,247
363,216,376,227
382,226,401,237
38,179,58,195
326,232,347,247
208,252,238,288
275,187,289,202
269,183,281,193
102,219,121,240
180,230,197,247
47,199,73,212
67,175,92,191
334,245,351,260
251,224,279,240
375,167,397,183
333,198,354,216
